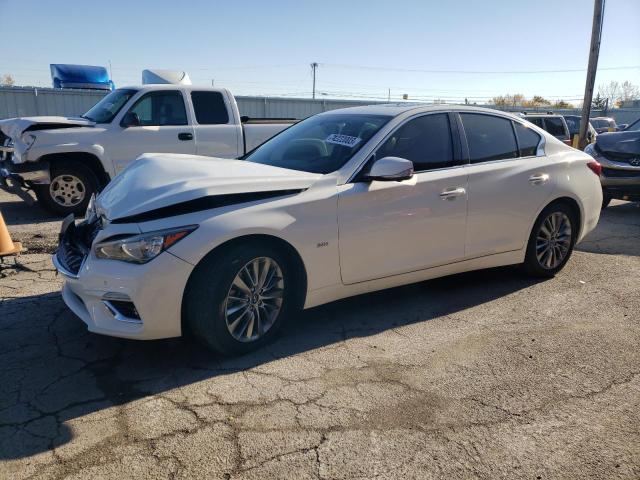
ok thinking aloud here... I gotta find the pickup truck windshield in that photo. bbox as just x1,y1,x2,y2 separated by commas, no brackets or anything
82,89,137,123
245,113,391,174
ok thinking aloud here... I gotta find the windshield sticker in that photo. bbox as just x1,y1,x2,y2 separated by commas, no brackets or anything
326,134,362,148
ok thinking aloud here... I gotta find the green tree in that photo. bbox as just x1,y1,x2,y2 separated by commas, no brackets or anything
592,93,607,109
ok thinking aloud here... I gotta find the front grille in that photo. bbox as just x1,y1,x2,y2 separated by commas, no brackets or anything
602,167,640,178
56,218,102,275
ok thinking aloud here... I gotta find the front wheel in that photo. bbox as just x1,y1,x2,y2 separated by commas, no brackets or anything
522,203,577,278
34,162,99,216
184,242,298,355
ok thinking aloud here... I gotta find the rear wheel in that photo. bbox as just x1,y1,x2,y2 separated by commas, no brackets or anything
523,203,577,278
184,242,298,355
34,161,99,216
601,191,612,209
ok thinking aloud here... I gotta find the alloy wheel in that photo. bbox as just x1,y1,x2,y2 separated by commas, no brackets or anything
535,212,572,270
224,256,284,342
49,174,86,207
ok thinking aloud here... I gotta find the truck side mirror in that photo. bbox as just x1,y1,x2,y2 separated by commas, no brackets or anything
121,112,141,128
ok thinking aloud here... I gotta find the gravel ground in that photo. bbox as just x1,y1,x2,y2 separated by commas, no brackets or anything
1,189,639,480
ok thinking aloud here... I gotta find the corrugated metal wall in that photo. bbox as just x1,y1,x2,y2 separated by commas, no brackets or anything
0,86,106,118
1,86,639,124
234,96,385,119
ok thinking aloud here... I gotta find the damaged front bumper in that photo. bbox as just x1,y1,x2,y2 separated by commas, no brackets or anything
53,215,191,340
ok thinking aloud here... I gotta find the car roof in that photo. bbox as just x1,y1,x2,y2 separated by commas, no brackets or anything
321,103,524,118
520,112,563,118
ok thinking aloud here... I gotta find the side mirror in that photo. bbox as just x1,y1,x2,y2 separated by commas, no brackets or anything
363,156,414,182
121,112,141,128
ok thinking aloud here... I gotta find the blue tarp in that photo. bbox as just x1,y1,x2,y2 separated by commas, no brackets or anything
50,64,114,91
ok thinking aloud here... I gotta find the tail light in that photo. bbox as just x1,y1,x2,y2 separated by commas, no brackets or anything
587,160,602,176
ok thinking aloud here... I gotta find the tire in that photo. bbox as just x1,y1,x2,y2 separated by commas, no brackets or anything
183,241,300,356
34,161,99,217
522,202,578,278
601,191,612,209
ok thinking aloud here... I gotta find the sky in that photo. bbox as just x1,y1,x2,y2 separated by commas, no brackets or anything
0,0,638,104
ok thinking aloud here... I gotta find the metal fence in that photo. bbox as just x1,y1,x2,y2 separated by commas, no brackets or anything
1,86,639,125
0,86,106,118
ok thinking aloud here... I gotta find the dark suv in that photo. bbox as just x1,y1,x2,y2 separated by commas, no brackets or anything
584,117,640,207
563,115,598,145
520,113,571,145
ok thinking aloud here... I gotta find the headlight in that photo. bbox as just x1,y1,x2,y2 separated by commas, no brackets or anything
20,133,36,151
94,225,198,264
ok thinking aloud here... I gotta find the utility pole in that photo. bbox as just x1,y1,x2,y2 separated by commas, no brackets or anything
388,88,391,103
578,0,605,149
311,62,318,99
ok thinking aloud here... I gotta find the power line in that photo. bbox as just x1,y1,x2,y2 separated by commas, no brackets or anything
324,63,640,75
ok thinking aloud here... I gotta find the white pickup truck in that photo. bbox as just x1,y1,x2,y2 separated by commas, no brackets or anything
0,85,295,215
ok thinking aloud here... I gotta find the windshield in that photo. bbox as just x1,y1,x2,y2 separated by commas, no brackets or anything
245,113,391,174
625,118,640,132
564,116,580,134
591,118,615,129
83,89,137,123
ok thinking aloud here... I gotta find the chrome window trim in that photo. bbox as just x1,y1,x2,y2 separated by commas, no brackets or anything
346,110,460,183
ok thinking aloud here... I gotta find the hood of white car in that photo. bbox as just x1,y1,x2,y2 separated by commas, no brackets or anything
96,153,322,221
0,116,95,138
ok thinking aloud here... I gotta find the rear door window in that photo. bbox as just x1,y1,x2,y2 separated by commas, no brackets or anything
513,122,542,157
460,113,518,163
376,113,456,171
526,117,544,128
543,117,568,138
191,91,230,125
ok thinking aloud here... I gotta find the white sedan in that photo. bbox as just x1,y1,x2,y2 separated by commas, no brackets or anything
53,105,603,355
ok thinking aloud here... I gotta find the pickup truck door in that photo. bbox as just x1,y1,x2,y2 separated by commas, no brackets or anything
337,113,468,284
108,90,196,175
189,90,242,158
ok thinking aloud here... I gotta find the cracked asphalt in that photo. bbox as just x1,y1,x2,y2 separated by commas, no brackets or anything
1,189,639,479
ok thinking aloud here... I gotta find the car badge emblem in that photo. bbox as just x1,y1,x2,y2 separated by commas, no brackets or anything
629,158,640,167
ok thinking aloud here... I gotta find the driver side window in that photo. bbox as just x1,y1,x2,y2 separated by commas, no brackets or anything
127,91,188,126
376,113,455,171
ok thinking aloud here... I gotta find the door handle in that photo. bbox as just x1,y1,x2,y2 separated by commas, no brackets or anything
178,132,193,141
440,187,466,200
529,173,549,185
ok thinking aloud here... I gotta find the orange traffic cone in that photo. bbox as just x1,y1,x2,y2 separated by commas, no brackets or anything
0,211,23,256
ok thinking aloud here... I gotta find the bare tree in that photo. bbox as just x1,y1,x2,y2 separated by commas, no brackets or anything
0,74,15,86
491,93,525,108
522,95,551,108
552,100,572,109
597,80,640,107
620,81,640,102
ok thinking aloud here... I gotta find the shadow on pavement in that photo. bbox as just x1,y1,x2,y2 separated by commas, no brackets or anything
0,265,542,460
0,196,57,226
577,200,640,257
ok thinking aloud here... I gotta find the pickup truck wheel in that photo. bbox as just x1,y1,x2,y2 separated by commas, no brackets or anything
184,242,297,356
34,162,99,216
